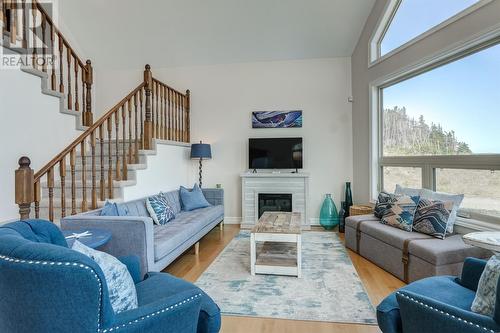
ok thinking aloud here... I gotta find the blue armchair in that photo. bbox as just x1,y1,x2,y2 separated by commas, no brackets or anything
377,257,500,333
0,220,221,333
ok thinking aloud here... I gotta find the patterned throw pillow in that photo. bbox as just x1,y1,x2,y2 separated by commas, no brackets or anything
413,199,453,239
72,240,138,313
380,195,420,232
146,193,176,225
374,191,399,218
471,254,500,317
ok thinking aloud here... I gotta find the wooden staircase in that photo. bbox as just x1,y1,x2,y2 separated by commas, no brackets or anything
4,1,191,222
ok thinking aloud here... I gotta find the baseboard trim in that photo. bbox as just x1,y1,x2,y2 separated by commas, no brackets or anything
223,217,242,225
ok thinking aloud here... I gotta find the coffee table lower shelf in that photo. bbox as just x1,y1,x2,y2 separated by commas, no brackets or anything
250,234,302,278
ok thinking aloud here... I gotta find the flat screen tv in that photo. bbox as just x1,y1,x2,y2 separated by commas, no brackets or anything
249,137,303,170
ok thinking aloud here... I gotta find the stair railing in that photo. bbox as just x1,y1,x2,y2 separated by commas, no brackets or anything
2,0,94,125
15,65,191,221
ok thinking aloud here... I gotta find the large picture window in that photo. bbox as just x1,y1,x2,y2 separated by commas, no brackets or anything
378,42,500,222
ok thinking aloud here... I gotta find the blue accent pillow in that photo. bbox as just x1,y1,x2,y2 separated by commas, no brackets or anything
179,184,211,211
146,194,176,225
100,201,129,216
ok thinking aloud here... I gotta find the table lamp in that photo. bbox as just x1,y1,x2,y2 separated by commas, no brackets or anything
190,141,212,188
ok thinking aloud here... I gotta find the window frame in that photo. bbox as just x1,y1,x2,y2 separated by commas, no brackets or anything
369,30,500,226
368,0,493,66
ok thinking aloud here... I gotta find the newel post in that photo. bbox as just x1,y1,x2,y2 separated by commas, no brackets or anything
143,64,153,150
186,89,191,143
15,157,34,220
83,59,94,126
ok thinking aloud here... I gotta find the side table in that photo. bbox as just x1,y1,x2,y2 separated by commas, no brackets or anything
63,228,112,249
463,231,500,253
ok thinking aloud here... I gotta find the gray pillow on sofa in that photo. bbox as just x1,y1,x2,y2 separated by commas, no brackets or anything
72,240,138,313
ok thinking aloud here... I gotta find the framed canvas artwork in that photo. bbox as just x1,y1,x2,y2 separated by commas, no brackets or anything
252,111,302,128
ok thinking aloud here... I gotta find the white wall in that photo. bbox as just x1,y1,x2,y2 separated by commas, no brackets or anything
95,58,353,224
0,65,83,222
351,0,500,203
122,142,194,201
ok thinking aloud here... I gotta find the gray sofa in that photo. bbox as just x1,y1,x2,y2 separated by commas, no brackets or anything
61,188,224,276
345,214,491,283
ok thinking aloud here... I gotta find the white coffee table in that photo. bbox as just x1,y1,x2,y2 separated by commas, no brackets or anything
250,212,302,278
463,231,500,253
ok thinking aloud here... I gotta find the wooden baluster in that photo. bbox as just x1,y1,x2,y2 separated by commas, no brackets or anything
67,48,72,109
176,92,179,141
164,86,169,140
162,85,166,139
81,65,85,117
81,140,87,212
99,124,105,201
134,92,139,163
156,82,160,139
151,80,156,138
107,118,113,198
115,110,121,180
70,148,76,214
21,0,27,49
47,167,54,222
179,92,183,141
41,12,46,72
15,156,34,220
143,65,153,149
31,1,37,68
58,35,63,93
121,105,128,180
10,0,17,44
50,23,56,90
167,88,171,140
128,99,133,163
140,88,144,149
91,131,97,209
186,90,190,143
59,157,66,218
34,181,40,219
173,92,177,141
183,93,186,142
84,60,93,126
180,94,184,142
74,58,79,111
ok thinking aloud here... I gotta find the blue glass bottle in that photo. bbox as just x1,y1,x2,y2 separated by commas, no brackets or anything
320,194,339,230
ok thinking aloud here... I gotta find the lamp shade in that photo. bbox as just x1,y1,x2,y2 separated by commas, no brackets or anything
191,143,212,159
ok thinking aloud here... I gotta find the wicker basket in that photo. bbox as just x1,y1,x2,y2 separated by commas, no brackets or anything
349,204,374,216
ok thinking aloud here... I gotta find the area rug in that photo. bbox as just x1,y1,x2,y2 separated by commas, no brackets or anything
195,231,377,324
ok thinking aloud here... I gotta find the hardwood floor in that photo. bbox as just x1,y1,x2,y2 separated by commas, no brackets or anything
164,224,405,333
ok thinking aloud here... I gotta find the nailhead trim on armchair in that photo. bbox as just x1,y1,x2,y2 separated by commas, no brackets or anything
396,292,495,333
99,293,202,333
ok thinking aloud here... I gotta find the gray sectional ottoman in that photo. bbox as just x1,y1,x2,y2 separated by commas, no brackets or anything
345,214,491,283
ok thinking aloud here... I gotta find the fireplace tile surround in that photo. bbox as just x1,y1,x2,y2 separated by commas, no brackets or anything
240,172,310,229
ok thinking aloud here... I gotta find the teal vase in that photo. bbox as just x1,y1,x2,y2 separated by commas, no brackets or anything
319,194,339,230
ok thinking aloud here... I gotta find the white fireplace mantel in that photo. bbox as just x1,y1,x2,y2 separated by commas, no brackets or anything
240,171,310,229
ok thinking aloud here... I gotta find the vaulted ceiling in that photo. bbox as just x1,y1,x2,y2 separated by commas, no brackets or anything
59,0,375,69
